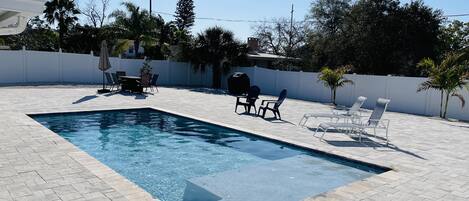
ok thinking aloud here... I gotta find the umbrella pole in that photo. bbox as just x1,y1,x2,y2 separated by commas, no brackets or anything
102,71,105,90
98,71,110,93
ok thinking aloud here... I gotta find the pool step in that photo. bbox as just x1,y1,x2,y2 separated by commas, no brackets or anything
182,155,348,201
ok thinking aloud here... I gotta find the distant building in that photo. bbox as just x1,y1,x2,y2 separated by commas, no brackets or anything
246,37,300,68
120,40,145,58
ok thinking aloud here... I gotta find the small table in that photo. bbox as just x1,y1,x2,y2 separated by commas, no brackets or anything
120,76,143,93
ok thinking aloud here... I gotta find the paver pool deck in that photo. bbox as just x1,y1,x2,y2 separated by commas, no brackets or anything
0,85,468,201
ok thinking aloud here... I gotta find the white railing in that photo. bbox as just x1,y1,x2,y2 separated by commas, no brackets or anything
1,49,468,121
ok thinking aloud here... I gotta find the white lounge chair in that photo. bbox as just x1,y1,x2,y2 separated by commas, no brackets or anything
299,96,367,127
314,98,391,145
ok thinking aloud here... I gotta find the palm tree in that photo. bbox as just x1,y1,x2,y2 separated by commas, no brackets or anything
318,66,354,105
191,27,248,88
417,52,469,119
110,2,153,58
43,0,80,49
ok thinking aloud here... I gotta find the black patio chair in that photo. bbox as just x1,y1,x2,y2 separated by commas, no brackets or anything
116,71,126,82
258,89,288,120
235,86,261,114
105,72,117,91
111,73,121,90
150,74,159,92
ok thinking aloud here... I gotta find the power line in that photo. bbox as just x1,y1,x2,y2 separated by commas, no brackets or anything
444,13,469,17
152,10,469,24
153,11,280,23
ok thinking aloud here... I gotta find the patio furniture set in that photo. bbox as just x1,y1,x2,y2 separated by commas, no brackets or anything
235,86,288,120
105,71,159,93
235,86,391,145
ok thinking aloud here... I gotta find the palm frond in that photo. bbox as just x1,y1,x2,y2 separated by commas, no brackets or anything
451,93,466,108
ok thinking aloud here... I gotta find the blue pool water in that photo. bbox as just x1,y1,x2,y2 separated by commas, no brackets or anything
31,108,386,201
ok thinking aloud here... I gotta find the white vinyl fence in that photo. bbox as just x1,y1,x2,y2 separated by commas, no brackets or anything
1,49,468,121
0,48,213,87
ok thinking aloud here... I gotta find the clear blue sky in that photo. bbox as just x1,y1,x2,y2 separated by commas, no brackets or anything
76,0,469,41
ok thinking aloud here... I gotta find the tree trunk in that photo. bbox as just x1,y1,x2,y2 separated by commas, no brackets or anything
443,91,450,119
212,64,222,89
439,90,443,118
332,88,337,105
134,39,140,58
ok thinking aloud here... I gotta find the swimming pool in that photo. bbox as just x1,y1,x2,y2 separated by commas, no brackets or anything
31,108,387,201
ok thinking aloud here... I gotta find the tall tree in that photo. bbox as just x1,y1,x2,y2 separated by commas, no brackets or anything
82,0,111,28
191,27,248,88
110,2,153,58
174,0,195,32
309,0,351,35
43,0,80,49
307,0,443,76
254,18,308,57
439,20,469,54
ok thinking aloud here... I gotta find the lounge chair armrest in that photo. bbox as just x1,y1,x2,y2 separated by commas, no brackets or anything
334,105,348,110
261,99,277,105
332,109,348,115
368,119,390,128
379,119,390,128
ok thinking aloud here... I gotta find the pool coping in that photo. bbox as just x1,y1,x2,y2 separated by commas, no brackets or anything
26,105,398,201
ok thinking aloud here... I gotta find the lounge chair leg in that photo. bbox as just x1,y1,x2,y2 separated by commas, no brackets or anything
277,111,281,120
299,116,305,126
385,127,389,146
321,128,328,141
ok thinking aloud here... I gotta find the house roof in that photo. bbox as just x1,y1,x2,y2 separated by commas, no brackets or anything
247,52,300,61
0,0,46,35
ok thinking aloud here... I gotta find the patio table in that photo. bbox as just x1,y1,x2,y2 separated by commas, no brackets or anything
120,76,143,93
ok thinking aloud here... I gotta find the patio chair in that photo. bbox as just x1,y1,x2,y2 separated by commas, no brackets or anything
235,86,261,114
299,96,367,126
110,73,120,90
116,71,126,82
105,72,117,91
150,74,159,92
314,98,391,145
257,89,287,120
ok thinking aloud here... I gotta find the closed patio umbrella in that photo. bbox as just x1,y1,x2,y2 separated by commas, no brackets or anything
98,40,111,93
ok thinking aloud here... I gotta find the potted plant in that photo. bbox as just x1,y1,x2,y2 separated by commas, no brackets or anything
140,58,153,87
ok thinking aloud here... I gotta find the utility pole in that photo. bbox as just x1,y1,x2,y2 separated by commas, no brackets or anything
150,0,152,14
288,4,294,68
290,4,294,34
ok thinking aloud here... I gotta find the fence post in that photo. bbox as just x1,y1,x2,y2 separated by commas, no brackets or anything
22,46,27,83
352,73,357,104
385,74,392,99
297,71,302,99
58,48,63,83
252,66,257,86
167,60,171,86
186,62,191,86
118,54,122,71
275,69,280,94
